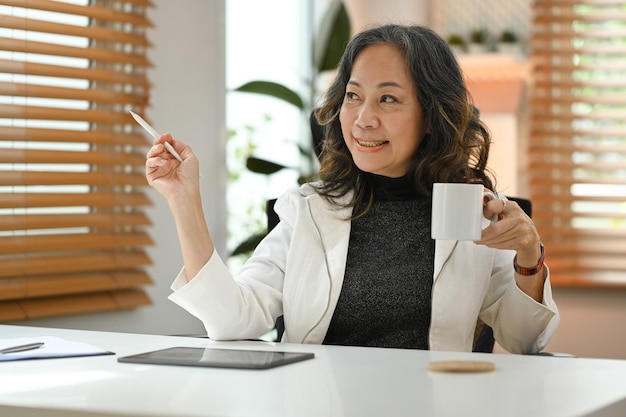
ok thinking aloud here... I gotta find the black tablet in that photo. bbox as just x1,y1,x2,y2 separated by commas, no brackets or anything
117,347,314,370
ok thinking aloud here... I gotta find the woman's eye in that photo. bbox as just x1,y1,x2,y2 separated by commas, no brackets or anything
381,94,397,103
346,91,358,100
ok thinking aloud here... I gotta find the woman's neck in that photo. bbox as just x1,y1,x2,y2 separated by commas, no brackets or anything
368,173,421,201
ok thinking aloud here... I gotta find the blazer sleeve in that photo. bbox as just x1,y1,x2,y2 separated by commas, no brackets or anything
479,250,560,354
168,191,302,341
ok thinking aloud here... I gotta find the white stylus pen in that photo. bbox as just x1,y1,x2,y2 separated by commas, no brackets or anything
129,110,183,162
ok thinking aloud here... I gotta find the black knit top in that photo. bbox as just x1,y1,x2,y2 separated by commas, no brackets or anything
323,174,435,349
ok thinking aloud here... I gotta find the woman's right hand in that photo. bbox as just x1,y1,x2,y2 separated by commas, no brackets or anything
146,134,214,279
145,133,200,201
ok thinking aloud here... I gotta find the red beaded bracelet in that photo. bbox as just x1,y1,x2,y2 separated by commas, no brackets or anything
513,243,545,276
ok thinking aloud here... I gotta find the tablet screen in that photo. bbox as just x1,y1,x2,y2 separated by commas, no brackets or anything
118,347,314,370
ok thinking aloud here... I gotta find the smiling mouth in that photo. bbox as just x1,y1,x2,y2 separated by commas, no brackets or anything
357,139,388,147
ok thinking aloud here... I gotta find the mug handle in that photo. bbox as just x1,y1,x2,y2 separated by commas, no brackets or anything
483,191,498,223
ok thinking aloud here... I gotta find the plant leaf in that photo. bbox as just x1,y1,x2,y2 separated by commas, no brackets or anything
234,81,304,110
246,156,288,174
314,0,351,73
231,232,266,256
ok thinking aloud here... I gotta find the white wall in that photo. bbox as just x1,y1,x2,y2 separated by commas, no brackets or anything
544,287,626,359
16,0,225,336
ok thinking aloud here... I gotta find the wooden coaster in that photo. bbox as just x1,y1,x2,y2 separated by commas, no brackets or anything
428,360,496,373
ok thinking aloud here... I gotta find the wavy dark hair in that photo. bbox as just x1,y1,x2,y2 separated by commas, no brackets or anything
313,24,494,219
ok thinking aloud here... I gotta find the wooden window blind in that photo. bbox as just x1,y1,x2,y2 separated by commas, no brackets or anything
0,0,155,321
530,0,626,287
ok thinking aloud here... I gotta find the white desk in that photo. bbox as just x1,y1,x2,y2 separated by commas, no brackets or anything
1,325,625,417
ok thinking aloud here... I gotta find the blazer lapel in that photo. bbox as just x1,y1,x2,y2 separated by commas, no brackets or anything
304,193,352,282
433,239,458,282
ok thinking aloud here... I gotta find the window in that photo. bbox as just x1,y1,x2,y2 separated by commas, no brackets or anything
530,0,626,286
0,0,154,321
225,1,310,271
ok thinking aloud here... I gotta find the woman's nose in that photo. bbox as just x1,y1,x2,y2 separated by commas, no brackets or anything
355,102,379,129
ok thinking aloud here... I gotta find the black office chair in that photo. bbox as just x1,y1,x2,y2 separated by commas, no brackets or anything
265,199,285,340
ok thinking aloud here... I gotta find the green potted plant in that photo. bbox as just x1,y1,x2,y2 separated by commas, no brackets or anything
468,28,490,54
497,30,523,58
446,33,466,55
499,30,517,44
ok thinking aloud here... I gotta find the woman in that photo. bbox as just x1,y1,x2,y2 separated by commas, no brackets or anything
146,24,559,353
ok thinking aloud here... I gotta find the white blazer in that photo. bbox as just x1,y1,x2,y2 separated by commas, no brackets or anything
170,184,559,353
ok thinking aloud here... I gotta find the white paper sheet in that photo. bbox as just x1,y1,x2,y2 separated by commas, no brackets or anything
0,336,112,362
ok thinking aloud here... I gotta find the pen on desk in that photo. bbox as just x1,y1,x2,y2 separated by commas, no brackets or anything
0,342,45,354
129,110,184,162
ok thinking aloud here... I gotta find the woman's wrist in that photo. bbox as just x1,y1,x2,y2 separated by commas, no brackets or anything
514,243,545,276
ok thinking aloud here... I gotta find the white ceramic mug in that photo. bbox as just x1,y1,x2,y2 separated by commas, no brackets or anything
431,183,497,241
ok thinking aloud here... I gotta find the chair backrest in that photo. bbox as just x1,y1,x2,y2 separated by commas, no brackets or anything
267,199,279,231
508,196,532,217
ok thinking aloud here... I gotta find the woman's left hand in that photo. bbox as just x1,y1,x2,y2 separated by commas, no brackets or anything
477,196,546,302
477,197,540,258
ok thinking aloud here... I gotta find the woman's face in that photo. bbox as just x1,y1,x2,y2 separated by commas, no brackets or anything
339,44,428,178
